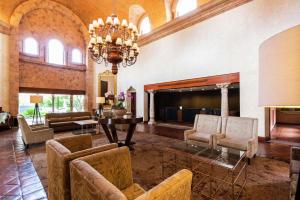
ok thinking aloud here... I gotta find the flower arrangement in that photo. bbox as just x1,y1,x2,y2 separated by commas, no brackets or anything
113,91,125,109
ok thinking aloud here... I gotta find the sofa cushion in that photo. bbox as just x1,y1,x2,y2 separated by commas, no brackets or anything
121,183,145,200
50,121,78,127
218,138,247,151
187,133,211,143
72,116,90,121
48,117,72,123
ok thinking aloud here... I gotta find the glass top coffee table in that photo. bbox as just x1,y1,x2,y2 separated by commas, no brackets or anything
163,142,247,199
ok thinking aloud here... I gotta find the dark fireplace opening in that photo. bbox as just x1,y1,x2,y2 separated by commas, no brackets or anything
154,84,240,124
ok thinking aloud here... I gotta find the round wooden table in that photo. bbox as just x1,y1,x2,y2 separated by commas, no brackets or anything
98,117,143,149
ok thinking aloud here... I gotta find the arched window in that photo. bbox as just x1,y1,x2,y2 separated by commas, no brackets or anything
139,16,151,35
48,39,64,65
71,48,83,64
176,0,197,17
23,37,39,56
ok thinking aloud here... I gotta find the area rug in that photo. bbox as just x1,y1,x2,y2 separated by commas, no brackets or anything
29,131,290,200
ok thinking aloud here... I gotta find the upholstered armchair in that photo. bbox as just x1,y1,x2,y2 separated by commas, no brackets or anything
213,116,258,160
184,114,222,147
70,146,193,200
46,135,118,200
290,147,300,200
17,115,54,148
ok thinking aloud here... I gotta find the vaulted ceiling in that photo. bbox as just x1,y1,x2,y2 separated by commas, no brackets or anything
0,0,167,29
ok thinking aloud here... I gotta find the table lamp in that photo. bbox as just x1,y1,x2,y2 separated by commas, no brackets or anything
96,97,106,116
30,95,43,124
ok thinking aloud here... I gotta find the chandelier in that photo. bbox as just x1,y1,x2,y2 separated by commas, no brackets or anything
88,14,140,75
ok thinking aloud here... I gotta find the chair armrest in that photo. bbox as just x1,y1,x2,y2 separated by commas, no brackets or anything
136,169,192,200
66,143,118,161
184,129,196,141
30,125,49,131
247,137,258,158
32,128,54,135
212,133,225,148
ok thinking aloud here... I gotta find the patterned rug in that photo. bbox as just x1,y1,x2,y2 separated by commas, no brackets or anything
28,131,290,200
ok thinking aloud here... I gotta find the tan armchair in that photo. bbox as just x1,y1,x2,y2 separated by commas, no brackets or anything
70,146,193,200
184,114,221,147
214,116,258,160
290,147,300,200
17,115,54,148
46,135,117,200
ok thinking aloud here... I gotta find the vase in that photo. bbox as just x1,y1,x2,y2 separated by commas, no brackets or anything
112,108,127,118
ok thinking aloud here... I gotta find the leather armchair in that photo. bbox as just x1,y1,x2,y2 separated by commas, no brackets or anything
214,116,258,159
184,114,221,147
70,146,193,200
17,115,54,148
46,135,117,200
290,147,300,200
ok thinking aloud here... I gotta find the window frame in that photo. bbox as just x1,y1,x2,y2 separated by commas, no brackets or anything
22,37,39,57
47,39,66,66
70,48,84,65
138,14,152,35
174,0,198,18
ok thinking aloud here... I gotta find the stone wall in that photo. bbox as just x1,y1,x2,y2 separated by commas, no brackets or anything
8,0,93,115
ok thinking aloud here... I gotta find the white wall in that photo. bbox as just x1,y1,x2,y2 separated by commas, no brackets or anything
0,32,9,111
97,0,300,136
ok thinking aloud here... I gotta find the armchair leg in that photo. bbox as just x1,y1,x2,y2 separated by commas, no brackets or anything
247,158,251,165
253,154,256,158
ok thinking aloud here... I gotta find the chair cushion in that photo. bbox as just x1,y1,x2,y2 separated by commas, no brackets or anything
121,183,145,200
218,138,247,151
48,117,72,123
72,116,90,121
187,133,211,143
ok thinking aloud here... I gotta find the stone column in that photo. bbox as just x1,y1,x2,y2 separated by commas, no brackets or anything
148,90,156,125
217,83,230,117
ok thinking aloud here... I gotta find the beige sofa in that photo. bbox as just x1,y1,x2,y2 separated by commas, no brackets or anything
214,116,258,160
17,115,54,148
70,146,193,200
45,112,92,132
184,114,221,147
46,135,117,200
290,146,300,200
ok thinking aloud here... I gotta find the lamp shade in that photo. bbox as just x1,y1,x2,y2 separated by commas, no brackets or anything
259,25,300,107
96,97,105,104
30,95,43,104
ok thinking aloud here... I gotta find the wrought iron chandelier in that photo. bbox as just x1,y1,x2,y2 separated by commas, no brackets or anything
88,14,140,75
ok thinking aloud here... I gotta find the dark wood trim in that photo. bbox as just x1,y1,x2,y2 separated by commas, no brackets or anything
19,87,85,95
144,72,239,91
258,136,270,143
19,57,86,72
138,0,252,46
0,21,10,35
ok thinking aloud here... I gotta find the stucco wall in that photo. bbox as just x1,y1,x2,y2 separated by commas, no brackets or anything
113,0,300,137
0,32,9,111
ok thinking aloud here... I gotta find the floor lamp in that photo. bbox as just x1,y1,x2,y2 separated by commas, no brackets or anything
30,95,43,124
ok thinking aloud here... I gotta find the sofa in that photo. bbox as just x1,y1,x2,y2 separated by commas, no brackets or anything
290,146,300,200
45,112,92,132
17,115,54,148
70,146,193,200
46,135,117,200
184,114,221,147
214,116,258,161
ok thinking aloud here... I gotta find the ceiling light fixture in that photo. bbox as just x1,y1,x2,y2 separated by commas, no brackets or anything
88,13,140,75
